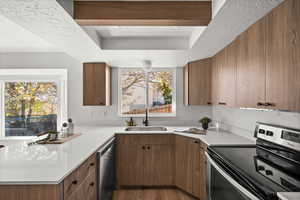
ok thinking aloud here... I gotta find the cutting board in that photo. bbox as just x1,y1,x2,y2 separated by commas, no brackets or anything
38,133,81,144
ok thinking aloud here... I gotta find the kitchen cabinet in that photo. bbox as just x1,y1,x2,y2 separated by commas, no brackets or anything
175,135,207,199
184,58,212,105
236,18,266,108
116,134,174,186
83,63,111,106
212,41,236,107
265,0,300,111
0,154,97,200
64,154,97,200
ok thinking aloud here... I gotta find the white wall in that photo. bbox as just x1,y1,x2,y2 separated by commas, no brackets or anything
0,52,212,127
213,106,300,140
212,0,227,18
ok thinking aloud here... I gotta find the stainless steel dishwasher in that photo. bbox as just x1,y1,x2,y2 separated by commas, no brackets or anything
97,138,115,200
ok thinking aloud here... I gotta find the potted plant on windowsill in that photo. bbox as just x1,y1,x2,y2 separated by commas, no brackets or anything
199,117,212,130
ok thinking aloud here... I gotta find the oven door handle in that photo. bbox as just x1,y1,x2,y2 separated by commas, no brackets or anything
205,152,260,200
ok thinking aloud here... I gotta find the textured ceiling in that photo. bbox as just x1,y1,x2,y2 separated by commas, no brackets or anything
0,0,102,61
0,15,57,52
0,0,285,67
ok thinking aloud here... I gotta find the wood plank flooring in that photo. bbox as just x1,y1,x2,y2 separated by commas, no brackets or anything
113,189,197,200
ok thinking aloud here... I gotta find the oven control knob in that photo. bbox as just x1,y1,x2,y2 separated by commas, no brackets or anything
258,166,265,171
266,170,273,176
266,131,274,136
259,129,265,134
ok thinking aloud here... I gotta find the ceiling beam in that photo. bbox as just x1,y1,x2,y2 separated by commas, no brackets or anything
74,1,212,26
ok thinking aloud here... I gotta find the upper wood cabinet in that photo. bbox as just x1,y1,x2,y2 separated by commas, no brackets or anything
184,58,212,106
212,41,237,107
83,63,111,106
236,18,267,108
265,0,300,111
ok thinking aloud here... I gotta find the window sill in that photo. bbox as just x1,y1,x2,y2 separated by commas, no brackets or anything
119,113,177,118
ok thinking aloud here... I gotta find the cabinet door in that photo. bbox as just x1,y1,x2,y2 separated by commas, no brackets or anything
221,41,237,107
236,18,266,108
212,44,236,107
185,58,212,105
211,51,222,105
175,136,193,194
144,144,174,186
266,0,300,111
116,144,144,186
192,141,207,199
83,63,111,106
66,171,97,200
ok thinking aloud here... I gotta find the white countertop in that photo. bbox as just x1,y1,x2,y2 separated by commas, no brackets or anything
278,192,300,200
0,126,254,185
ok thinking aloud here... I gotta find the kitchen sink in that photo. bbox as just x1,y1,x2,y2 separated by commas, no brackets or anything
124,126,168,132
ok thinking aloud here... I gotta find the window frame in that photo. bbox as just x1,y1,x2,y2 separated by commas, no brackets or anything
118,68,176,117
0,69,68,139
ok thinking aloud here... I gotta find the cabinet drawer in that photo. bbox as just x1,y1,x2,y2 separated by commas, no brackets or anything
66,170,97,200
64,154,96,197
116,134,174,145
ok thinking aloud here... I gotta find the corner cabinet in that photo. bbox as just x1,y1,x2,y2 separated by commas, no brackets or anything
184,58,212,106
175,135,207,199
83,63,111,106
115,134,208,199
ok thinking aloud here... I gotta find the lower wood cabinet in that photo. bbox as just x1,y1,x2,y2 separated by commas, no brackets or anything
116,134,207,200
0,154,97,200
116,134,174,186
64,154,97,200
175,135,207,199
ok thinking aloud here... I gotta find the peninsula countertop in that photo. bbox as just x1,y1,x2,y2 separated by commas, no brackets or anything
0,126,255,185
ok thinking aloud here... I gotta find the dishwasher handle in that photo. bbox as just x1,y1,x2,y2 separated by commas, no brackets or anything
98,138,114,156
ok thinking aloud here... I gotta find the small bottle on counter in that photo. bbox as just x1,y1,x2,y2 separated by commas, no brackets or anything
60,122,69,139
68,118,74,136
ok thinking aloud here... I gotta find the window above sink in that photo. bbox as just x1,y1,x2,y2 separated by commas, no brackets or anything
118,68,176,117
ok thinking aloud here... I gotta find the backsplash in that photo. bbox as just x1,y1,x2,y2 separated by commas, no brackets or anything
213,106,300,140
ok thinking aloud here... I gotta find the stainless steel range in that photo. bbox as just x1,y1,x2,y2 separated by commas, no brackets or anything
206,123,300,200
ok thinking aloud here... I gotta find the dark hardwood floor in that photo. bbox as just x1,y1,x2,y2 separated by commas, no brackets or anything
113,189,197,200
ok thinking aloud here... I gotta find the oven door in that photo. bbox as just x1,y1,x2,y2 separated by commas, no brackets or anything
206,152,260,200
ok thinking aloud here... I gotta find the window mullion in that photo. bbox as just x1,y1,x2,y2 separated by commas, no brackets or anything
145,71,149,112
0,81,4,138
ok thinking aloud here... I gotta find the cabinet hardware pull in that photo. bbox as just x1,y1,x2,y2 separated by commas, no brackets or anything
90,182,95,186
265,103,275,107
257,102,265,106
147,146,150,150
207,102,212,105
72,180,78,185
142,146,145,150
218,102,226,105
194,141,199,144
90,163,94,166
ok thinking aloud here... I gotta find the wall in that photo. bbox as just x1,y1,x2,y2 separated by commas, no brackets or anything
213,106,300,140
0,52,212,127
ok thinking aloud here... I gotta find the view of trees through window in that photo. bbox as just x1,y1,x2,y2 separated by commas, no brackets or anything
120,69,175,115
4,82,58,136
